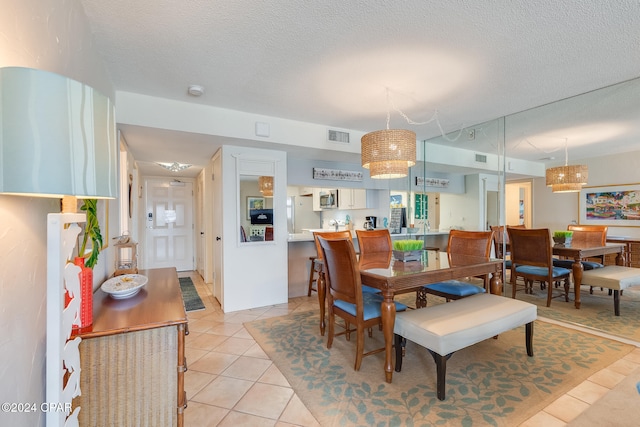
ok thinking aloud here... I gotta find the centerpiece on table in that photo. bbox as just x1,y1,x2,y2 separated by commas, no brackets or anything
552,230,573,246
392,240,424,262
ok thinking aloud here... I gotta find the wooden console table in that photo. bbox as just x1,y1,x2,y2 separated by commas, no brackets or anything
72,267,188,426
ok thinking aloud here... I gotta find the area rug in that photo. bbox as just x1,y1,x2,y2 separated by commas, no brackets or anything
506,283,640,342
245,308,634,426
178,277,205,312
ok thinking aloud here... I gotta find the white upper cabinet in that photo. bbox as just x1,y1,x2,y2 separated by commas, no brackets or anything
339,188,367,209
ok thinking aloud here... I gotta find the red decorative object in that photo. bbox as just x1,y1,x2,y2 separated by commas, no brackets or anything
73,257,93,329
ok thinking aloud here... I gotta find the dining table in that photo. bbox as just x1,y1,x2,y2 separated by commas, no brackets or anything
552,242,625,309
316,250,504,383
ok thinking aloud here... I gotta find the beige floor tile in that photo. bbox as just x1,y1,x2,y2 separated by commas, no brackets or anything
278,394,320,427
588,367,627,389
185,346,209,365
189,351,239,375
623,348,640,364
209,322,245,336
222,356,273,381
258,364,291,387
187,331,230,351
217,410,276,427
519,410,567,427
244,342,270,359
606,358,640,376
184,369,216,397
191,376,254,408
226,313,261,323
213,336,256,355
187,317,220,333
234,382,294,420
544,394,591,423
184,401,229,426
567,380,610,404
232,327,255,340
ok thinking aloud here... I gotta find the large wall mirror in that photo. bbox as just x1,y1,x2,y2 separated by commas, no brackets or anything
239,174,274,243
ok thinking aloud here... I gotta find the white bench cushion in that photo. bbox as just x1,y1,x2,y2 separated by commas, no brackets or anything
581,265,640,291
394,293,537,356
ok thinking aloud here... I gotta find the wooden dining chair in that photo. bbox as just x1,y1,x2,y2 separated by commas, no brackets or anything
508,227,572,307
417,230,494,306
313,230,379,295
317,236,407,371
355,229,392,256
553,224,608,270
307,230,353,297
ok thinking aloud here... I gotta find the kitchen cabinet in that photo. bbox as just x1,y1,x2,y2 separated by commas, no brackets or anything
339,188,367,209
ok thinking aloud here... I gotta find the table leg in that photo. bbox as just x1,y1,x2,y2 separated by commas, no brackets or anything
616,250,626,266
317,266,326,336
381,292,396,383
490,270,503,295
572,258,584,309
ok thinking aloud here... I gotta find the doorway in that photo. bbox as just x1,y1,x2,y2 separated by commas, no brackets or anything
506,180,532,227
143,178,195,271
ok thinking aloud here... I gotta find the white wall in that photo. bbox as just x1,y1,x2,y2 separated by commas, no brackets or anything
0,1,114,426
220,146,288,312
533,151,640,238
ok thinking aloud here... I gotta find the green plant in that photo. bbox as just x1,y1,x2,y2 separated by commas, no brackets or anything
79,199,103,268
553,230,573,238
392,240,423,251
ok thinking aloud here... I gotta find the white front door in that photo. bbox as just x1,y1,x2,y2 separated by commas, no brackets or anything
144,179,194,271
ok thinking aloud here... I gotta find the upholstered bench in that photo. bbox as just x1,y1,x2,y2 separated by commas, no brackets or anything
580,265,640,316
394,293,537,400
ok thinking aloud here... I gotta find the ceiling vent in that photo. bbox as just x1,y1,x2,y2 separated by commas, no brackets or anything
328,129,350,144
475,153,487,163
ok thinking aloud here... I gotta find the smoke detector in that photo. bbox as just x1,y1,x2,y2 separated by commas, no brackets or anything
188,85,205,97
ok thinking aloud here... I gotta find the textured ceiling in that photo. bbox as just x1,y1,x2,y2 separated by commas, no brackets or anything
79,0,640,177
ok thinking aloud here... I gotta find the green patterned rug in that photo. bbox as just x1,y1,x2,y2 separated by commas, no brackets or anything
245,305,634,426
506,283,640,342
178,277,205,312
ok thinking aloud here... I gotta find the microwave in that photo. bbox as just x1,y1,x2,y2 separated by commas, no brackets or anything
319,190,338,209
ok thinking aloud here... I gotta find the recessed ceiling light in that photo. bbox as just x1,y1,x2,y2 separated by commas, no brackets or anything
187,85,204,97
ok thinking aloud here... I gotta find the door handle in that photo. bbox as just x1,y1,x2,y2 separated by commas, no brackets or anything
216,236,221,241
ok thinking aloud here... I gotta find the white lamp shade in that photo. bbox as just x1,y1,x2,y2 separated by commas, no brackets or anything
0,67,117,198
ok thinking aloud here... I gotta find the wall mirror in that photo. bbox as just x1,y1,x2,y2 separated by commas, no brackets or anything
239,174,274,244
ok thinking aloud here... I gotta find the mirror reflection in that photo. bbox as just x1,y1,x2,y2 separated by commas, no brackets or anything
240,175,274,243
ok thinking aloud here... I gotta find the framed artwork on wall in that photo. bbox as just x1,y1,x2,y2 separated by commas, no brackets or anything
247,196,265,219
579,183,640,226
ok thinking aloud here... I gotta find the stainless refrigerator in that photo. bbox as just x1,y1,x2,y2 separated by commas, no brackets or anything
287,196,319,233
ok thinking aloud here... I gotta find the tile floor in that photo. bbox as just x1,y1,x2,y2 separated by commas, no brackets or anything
180,271,640,426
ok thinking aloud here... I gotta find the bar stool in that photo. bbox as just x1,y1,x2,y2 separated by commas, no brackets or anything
307,256,318,296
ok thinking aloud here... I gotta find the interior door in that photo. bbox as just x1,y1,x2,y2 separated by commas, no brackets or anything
212,154,223,302
144,179,194,271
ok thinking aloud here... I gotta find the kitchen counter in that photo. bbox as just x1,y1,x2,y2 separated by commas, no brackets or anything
288,229,449,242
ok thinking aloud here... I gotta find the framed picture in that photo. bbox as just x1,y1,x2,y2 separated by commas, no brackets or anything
579,184,640,227
247,196,265,219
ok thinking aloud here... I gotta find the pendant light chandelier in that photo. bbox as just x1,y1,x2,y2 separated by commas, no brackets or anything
258,176,273,197
545,139,588,193
361,89,417,179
